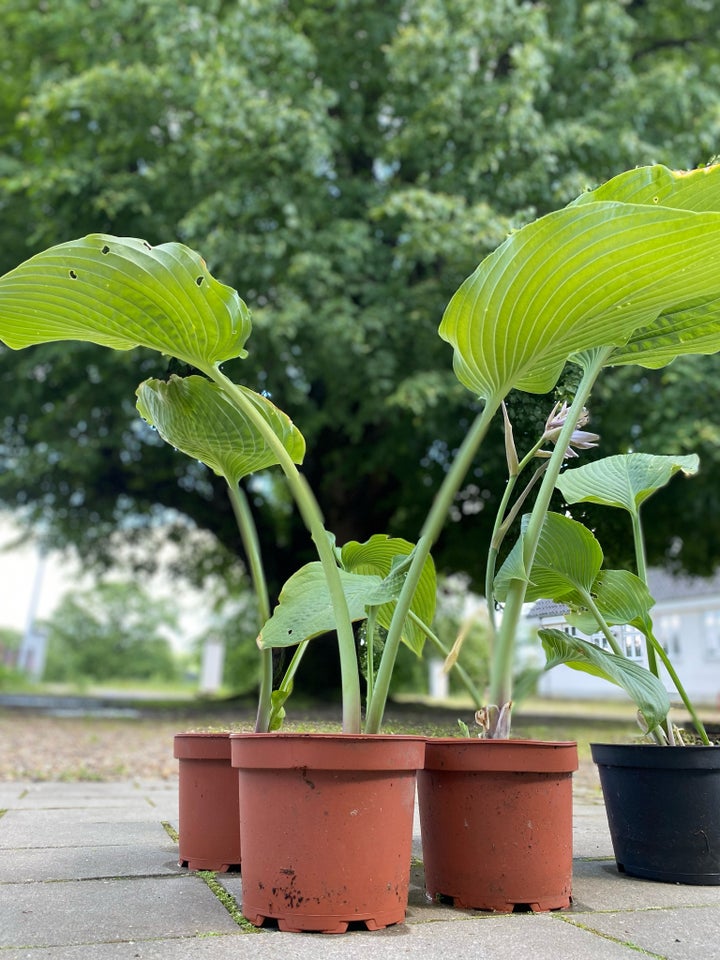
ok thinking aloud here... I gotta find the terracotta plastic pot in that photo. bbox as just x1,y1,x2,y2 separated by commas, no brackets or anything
173,732,241,872
230,733,425,933
418,738,578,912
591,742,720,884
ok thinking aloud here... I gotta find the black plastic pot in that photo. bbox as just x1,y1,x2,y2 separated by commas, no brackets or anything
591,742,720,885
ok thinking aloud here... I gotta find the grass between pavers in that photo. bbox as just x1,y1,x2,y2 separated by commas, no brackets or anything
197,872,259,933
160,820,257,933
161,821,179,843
557,916,666,958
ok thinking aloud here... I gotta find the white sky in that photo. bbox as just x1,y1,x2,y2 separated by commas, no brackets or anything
0,516,80,634
0,515,205,650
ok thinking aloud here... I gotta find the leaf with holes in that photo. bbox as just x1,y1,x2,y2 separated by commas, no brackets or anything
0,234,251,370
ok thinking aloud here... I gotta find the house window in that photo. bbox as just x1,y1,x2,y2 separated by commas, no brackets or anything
704,611,720,660
621,625,644,661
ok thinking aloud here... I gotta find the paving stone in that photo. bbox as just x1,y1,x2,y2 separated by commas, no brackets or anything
0,816,172,850
18,782,150,797
564,906,720,960
7,782,178,822
12,793,159,809
0,784,716,960
2,806,169,829
0,839,182,882
0,934,252,960
0,875,240,949
17,783,137,800
572,803,614,858
571,859,720,912
0,783,32,807
0,915,647,960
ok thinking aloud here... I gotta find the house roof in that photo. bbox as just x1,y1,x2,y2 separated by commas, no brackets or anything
645,567,720,601
527,598,567,619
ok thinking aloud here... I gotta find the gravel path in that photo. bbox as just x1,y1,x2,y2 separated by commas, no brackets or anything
0,708,256,782
0,705,605,798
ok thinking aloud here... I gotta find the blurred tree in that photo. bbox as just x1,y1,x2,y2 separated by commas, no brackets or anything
0,625,21,658
1,0,720,615
585,355,720,576
42,580,179,683
0,626,25,690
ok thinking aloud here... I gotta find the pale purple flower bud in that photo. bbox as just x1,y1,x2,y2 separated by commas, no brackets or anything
537,401,599,459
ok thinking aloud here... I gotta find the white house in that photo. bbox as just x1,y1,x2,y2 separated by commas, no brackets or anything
530,568,720,706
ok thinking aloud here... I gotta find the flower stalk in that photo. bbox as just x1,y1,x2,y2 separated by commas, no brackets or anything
485,347,612,736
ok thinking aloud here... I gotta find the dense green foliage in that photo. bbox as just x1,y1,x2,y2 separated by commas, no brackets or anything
0,626,26,690
0,625,21,655
1,0,720,613
42,580,179,683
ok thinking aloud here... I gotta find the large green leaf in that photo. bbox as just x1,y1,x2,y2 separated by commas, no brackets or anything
576,171,720,369
340,535,436,655
556,453,699,517
0,235,251,369
496,514,655,635
440,164,720,402
540,629,670,731
564,569,655,637
569,163,720,213
258,536,436,654
494,512,603,604
257,562,393,650
608,295,720,369
136,375,305,484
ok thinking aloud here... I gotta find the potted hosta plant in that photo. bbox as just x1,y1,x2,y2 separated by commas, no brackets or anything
526,450,720,886
0,234,432,931
3,162,720,922
414,161,720,909
417,403,591,912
